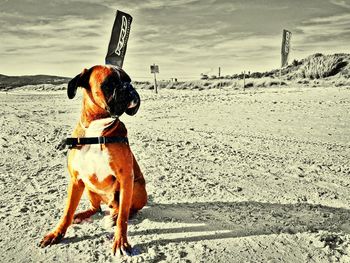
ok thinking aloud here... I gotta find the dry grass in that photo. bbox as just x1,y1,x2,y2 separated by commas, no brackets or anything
296,54,349,79
133,78,288,91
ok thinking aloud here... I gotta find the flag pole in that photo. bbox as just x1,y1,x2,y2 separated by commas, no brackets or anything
280,67,282,87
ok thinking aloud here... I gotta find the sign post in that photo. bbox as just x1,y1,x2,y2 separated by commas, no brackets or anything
150,64,159,94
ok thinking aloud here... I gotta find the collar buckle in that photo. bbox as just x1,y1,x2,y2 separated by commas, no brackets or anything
98,136,106,144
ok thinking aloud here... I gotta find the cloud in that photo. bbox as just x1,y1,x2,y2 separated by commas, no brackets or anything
0,0,114,75
1,16,107,54
330,0,350,9
0,0,111,18
1,0,350,78
296,13,350,44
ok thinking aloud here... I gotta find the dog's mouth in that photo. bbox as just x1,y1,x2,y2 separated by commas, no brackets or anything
106,102,136,118
106,108,118,118
105,103,123,118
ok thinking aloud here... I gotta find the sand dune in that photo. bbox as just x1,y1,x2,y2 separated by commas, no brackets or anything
1,86,350,262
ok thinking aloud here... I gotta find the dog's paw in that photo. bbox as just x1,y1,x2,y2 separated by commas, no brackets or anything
102,215,116,229
112,236,132,257
39,232,64,248
73,209,97,224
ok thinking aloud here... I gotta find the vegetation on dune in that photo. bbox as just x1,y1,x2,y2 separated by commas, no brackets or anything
296,53,349,79
0,74,70,91
197,54,349,81
133,53,349,90
133,78,288,91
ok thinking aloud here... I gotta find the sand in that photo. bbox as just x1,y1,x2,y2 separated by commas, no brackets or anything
1,85,350,262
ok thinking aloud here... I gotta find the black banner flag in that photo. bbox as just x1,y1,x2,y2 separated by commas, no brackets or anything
281,29,292,67
105,10,132,67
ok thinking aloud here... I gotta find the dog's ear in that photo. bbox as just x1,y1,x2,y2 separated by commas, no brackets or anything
67,68,91,99
125,84,141,116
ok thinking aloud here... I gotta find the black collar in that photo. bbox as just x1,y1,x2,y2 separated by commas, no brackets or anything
57,136,129,150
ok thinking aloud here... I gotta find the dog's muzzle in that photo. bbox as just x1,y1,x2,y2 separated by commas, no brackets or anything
125,84,140,116
107,82,140,117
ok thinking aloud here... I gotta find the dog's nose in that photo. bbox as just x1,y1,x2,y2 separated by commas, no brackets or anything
127,98,138,109
125,91,140,116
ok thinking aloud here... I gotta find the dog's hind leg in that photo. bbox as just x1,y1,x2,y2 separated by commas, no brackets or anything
130,177,147,218
103,191,120,228
73,190,102,224
130,155,147,217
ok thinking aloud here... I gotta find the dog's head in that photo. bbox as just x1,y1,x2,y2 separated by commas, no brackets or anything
67,65,140,117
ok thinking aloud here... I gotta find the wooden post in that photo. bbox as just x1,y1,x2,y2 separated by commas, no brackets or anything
150,63,158,94
243,70,246,91
153,67,158,94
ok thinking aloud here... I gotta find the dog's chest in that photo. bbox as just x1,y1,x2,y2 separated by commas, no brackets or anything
73,146,115,182
72,118,116,187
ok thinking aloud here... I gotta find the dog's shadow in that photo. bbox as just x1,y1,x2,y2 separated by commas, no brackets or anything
62,232,109,245
130,200,350,247
62,200,350,248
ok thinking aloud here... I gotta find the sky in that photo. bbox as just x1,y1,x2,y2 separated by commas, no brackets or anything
0,0,349,80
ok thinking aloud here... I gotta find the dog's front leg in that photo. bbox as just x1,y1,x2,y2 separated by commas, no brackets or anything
40,178,85,247
112,172,133,256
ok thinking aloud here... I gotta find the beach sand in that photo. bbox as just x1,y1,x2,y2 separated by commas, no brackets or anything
1,86,350,262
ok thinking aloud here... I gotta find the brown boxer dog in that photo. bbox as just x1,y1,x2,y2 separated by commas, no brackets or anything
39,65,147,256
